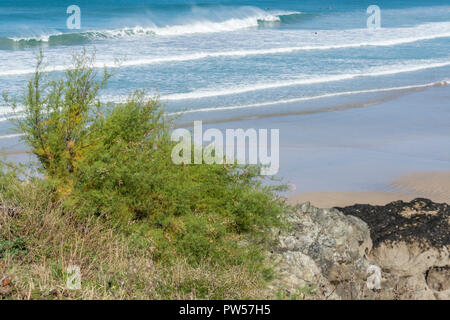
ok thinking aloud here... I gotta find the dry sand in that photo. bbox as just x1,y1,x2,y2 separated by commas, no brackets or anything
289,171,450,208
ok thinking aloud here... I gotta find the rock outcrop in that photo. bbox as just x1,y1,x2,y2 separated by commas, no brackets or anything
271,198,449,300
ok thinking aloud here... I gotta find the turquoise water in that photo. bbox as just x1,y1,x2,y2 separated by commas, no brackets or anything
1,1,450,138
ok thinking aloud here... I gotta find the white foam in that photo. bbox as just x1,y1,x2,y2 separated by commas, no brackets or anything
93,10,301,38
161,61,450,101
3,10,295,45
8,32,63,42
115,16,276,37
169,80,449,115
0,64,74,77
0,133,25,140
3,22,450,77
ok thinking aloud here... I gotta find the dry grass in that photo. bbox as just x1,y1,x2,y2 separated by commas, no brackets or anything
0,178,265,300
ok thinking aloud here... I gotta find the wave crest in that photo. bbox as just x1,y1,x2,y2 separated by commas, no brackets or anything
0,10,302,49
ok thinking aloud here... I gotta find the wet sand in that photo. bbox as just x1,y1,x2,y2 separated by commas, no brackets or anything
289,190,418,207
198,85,450,199
289,171,450,207
390,171,450,204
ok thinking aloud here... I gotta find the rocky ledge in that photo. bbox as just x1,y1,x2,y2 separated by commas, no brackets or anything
270,198,449,300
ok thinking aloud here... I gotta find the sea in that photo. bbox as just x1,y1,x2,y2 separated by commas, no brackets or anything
0,0,449,157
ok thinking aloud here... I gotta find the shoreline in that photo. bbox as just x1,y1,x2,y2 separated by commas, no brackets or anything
175,79,448,127
2,79,447,138
2,85,450,207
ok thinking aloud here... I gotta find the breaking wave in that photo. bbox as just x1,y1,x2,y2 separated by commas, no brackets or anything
160,61,450,101
0,10,303,49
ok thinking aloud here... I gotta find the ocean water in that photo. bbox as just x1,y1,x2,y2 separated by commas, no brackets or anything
0,0,450,139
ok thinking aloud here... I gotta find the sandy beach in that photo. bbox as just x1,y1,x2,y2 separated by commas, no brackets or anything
2,83,450,209
0,1,449,206
195,84,450,206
